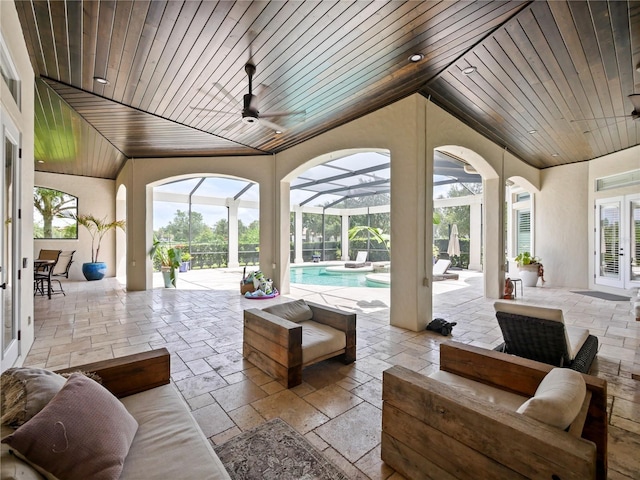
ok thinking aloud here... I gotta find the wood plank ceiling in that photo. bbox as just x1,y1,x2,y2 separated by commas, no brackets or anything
15,0,640,179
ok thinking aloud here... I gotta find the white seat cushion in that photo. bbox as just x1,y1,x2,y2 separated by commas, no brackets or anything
566,326,590,361
300,320,346,365
120,384,230,480
429,370,528,411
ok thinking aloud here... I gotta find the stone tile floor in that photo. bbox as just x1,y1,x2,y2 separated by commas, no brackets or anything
27,268,639,479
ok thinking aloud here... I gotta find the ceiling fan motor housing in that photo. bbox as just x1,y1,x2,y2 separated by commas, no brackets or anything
242,93,259,124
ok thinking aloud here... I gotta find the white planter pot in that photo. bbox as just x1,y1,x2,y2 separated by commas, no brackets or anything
518,264,539,287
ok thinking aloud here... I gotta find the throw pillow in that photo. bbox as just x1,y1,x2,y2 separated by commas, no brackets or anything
263,299,313,323
2,373,138,480
516,368,586,429
0,367,66,427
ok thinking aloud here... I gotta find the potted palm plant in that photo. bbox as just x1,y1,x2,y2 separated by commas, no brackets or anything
514,252,543,287
149,237,181,288
74,214,126,281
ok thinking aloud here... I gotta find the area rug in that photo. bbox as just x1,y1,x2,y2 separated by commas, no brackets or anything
214,418,349,480
572,291,631,302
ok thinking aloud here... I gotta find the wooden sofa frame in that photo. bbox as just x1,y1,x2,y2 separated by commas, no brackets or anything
243,301,356,388
55,348,170,398
382,341,607,480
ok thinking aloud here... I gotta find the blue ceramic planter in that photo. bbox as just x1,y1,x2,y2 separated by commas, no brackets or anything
82,262,107,281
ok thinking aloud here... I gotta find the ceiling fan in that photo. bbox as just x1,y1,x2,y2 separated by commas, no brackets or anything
191,63,305,133
570,94,640,126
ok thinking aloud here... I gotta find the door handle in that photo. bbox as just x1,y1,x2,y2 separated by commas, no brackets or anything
0,283,6,289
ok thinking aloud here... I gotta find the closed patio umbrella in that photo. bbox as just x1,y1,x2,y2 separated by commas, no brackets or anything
447,224,461,258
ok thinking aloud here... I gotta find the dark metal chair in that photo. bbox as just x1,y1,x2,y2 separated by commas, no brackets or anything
34,250,61,299
493,302,598,373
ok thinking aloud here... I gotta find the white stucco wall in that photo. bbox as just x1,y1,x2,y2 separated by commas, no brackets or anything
537,163,590,288
34,172,118,280
1,0,35,368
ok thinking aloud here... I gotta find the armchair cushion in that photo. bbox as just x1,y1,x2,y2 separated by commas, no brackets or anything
428,370,527,411
517,368,586,429
300,321,346,365
263,299,313,323
567,326,591,361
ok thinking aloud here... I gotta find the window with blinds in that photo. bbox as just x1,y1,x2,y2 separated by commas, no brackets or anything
599,204,620,277
516,210,531,255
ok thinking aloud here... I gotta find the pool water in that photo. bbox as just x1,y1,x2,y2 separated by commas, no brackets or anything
290,265,389,288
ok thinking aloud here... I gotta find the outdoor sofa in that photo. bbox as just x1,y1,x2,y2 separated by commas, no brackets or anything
382,341,607,480
1,349,230,480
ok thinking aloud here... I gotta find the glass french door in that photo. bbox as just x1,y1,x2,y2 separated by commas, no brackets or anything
1,112,18,371
595,195,640,289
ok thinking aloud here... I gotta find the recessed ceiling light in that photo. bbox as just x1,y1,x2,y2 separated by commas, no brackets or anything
551,153,559,157
462,66,477,75
93,76,109,85
409,53,424,63
527,129,537,134
37,160,44,164
274,130,282,134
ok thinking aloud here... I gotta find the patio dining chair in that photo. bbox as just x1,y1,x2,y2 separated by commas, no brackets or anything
49,250,75,295
493,302,598,373
34,250,61,299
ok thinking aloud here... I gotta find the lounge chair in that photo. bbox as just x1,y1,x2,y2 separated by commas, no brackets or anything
382,341,607,480
432,258,459,281
493,302,598,373
345,251,369,268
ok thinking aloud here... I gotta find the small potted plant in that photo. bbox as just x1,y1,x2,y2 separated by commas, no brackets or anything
73,214,125,281
149,237,181,288
514,252,543,287
179,252,192,272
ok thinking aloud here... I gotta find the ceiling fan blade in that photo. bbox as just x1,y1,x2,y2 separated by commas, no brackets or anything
190,107,236,113
260,118,288,132
261,110,306,119
198,84,238,105
629,94,640,112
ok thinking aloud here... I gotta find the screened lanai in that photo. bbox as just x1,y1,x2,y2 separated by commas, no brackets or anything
151,150,483,271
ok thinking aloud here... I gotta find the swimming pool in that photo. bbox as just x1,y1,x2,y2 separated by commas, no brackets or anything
290,265,389,288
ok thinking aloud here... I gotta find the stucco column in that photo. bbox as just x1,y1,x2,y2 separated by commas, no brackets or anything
469,202,482,271
227,199,240,268
276,181,291,293
294,206,303,263
390,98,431,332
341,213,349,261
483,177,504,298
125,161,152,291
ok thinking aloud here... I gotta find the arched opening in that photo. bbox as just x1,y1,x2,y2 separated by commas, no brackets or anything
431,145,499,300
148,174,260,286
284,148,391,294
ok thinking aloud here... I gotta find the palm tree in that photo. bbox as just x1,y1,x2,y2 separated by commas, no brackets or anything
33,187,77,238
74,214,125,263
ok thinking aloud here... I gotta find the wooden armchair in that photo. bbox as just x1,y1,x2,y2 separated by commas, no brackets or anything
382,342,607,480
243,300,356,388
